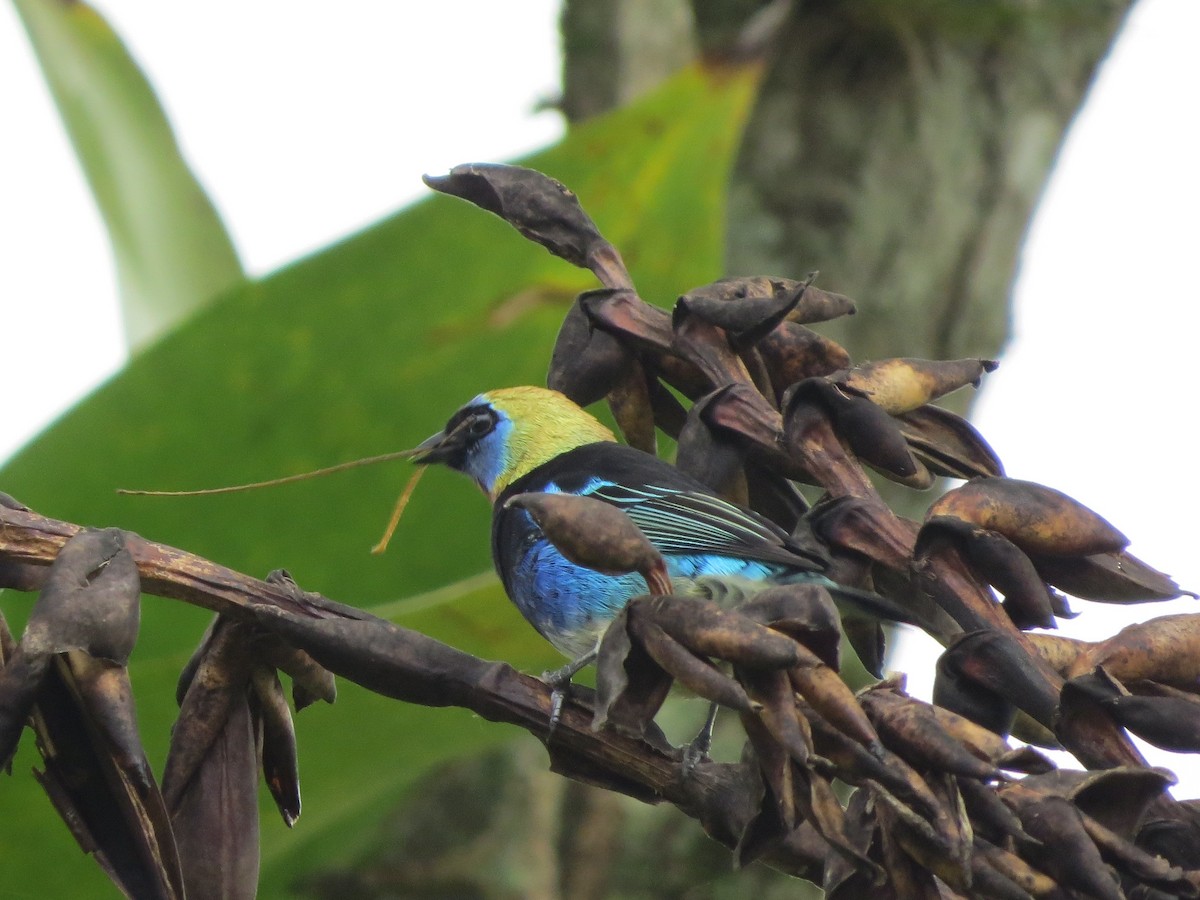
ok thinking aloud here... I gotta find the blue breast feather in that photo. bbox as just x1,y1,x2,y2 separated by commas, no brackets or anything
505,477,803,658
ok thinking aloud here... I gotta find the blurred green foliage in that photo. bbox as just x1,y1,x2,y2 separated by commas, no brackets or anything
1,17,760,890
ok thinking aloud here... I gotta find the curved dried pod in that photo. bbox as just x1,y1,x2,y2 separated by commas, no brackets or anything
1080,815,1196,899
788,643,882,752
1066,613,1200,685
592,605,674,737
926,477,1129,558
1031,549,1194,604
1024,632,1090,678
680,274,856,325
676,274,811,350
895,404,1004,480
629,613,756,714
696,382,811,481
547,291,635,407
504,492,671,597
2,528,142,770
1066,667,1200,754
670,302,756,390
675,391,750,505
916,516,1057,630
422,164,633,289
738,666,813,766
1016,766,1176,839
250,666,301,826
640,593,802,669
837,357,997,416
1009,710,1059,749
756,321,852,402
780,383,879,499
745,462,810,534
578,287,677,357
607,361,658,454
33,654,187,900
956,780,1039,851
999,788,1125,900
807,495,914,573
858,683,1006,782
738,582,841,669
644,374,688,438
786,378,920,481
932,630,1057,733
971,838,1061,900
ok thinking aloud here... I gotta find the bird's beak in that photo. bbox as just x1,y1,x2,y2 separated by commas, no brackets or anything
407,429,452,465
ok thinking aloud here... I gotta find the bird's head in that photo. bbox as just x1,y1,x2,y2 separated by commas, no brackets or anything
411,386,615,501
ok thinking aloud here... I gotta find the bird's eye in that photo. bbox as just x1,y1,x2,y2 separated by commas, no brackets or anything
467,415,492,439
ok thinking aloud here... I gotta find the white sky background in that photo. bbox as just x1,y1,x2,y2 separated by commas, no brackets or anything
3,2,1200,789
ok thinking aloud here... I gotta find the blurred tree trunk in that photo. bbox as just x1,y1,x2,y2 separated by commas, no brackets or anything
308,2,1133,896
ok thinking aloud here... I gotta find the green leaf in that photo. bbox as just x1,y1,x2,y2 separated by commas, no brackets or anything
0,60,759,896
13,0,244,349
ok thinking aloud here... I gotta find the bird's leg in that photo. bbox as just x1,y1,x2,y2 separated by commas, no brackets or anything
681,700,721,772
542,647,598,734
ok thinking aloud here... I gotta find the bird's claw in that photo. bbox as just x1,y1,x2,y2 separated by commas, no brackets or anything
541,648,598,737
680,700,720,775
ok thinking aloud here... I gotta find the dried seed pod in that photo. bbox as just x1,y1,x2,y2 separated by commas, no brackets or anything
1080,808,1194,895
1024,632,1090,678
1,528,141,769
859,685,1006,781
917,517,1058,630
627,611,754,713
592,605,674,737
924,702,1014,765
738,666,812,766
1001,789,1124,900
931,630,1059,729
677,275,809,350
739,704,798,834
838,357,997,415
927,478,1129,558
262,570,338,709
696,381,810,480
20,527,140,665
1031,549,1193,604
504,491,672,596
738,582,841,669
957,777,1039,850
641,593,801,669
170,693,260,900
423,164,633,289
162,617,256,812
606,361,658,453
680,275,856,325
1068,667,1200,753
895,404,1005,480
799,698,948,830
674,389,750,504
971,838,1060,899
1067,613,1200,685
788,643,881,752
547,292,635,406
251,666,301,826
32,656,186,900
757,321,853,399
1016,766,1176,841
788,378,920,480
670,302,757,389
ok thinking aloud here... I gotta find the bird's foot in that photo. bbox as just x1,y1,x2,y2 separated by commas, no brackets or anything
680,701,720,774
541,648,598,736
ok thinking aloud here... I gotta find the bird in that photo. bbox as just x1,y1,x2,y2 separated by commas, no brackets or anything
410,385,915,670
